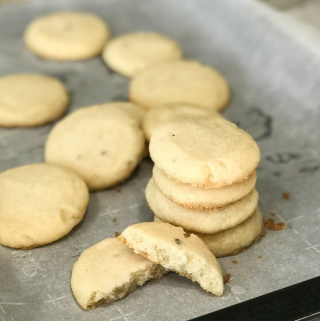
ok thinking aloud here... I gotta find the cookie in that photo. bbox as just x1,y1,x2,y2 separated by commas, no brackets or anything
118,222,224,296
154,207,265,257
130,60,230,111
153,166,257,210
142,103,223,142
24,12,110,61
0,74,69,127
146,178,258,234
45,104,145,191
103,32,182,77
0,164,89,250
150,116,260,188
71,238,167,310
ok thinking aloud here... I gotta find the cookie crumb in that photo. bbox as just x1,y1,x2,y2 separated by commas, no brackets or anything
282,193,290,199
271,212,276,216
265,218,287,231
232,260,238,264
258,255,262,258
175,239,181,244
112,218,117,223
115,232,120,237
140,251,149,258
117,236,126,244
101,150,107,156
77,155,81,159
115,187,121,193
223,273,230,284
183,232,191,238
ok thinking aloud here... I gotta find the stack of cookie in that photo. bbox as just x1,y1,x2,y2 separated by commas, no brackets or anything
146,115,265,257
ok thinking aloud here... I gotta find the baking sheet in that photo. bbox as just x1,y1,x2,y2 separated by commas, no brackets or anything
1,0,320,320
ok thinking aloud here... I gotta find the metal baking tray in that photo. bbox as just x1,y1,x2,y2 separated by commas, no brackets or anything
1,0,320,320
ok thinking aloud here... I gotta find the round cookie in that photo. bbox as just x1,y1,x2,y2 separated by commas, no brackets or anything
153,166,257,210
118,222,224,296
150,115,260,188
146,178,258,234
71,238,167,310
154,207,265,257
103,32,182,77
130,60,230,111
24,12,110,61
0,164,89,250
0,74,69,127
142,104,223,142
45,105,145,191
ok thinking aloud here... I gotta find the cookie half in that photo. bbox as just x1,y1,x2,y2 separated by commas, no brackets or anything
130,60,230,111
154,207,265,257
153,166,257,209
45,104,145,191
0,164,89,250
103,32,182,77
0,74,69,127
150,116,260,188
142,103,223,142
118,222,224,296
24,12,110,61
71,238,167,310
146,178,258,234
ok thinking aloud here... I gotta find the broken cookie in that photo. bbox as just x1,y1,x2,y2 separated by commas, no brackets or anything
118,222,224,296
71,238,167,310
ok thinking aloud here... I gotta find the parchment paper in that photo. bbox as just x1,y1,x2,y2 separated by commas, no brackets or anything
0,0,320,320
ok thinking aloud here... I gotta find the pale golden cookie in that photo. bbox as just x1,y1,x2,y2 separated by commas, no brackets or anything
146,178,258,234
0,164,89,250
130,60,230,111
150,116,260,188
71,238,167,310
154,207,265,257
118,222,224,296
45,104,145,191
103,32,182,77
153,166,257,209
0,74,69,127
142,103,223,142
24,12,110,61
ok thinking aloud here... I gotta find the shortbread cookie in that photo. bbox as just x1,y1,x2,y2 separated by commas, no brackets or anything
150,116,260,188
103,32,182,77
24,12,110,61
118,222,224,296
71,238,167,310
130,60,230,111
0,164,89,250
154,207,265,257
153,166,257,209
45,105,145,191
0,74,69,127
146,179,258,234
143,104,223,142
